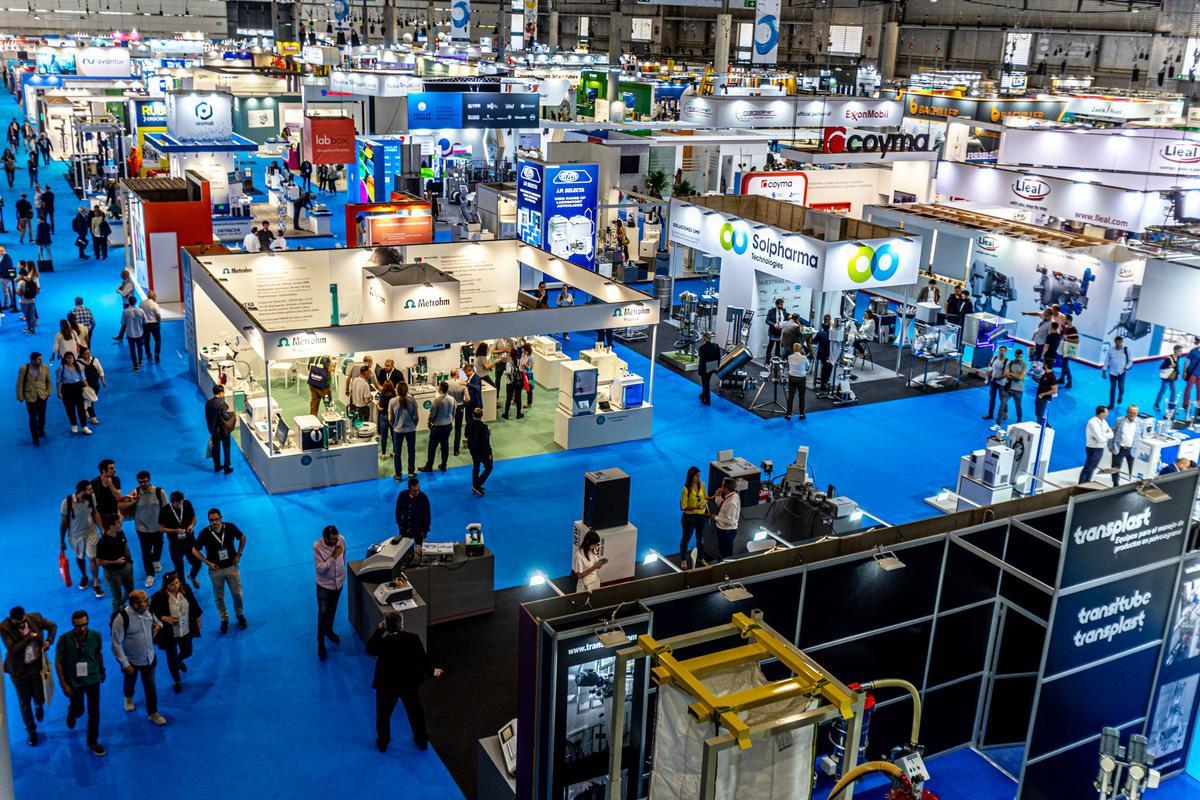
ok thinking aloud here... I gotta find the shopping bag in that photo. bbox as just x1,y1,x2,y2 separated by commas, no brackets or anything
58,550,72,587
40,653,54,707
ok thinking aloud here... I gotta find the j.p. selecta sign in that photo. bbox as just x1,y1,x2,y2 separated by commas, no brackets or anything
821,126,936,161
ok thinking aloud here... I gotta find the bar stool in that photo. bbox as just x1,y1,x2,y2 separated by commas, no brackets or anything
854,341,876,371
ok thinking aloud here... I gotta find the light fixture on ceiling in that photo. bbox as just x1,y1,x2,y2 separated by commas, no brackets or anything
1136,480,1171,503
717,581,753,602
642,549,683,573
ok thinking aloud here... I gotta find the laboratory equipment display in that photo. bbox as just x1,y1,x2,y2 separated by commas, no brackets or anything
558,361,599,416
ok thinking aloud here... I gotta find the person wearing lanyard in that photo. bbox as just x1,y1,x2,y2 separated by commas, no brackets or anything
420,381,456,473
1109,405,1143,487
785,343,811,421
0,606,57,747
1081,406,1113,484
54,610,106,756
313,525,346,660
56,351,90,435
572,529,607,593
159,491,201,589
192,509,247,634
710,478,741,562
111,590,166,725
96,515,135,615
150,573,201,693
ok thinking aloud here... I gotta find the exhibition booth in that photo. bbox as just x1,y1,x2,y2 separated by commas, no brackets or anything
864,203,1187,364
505,474,1200,800
125,175,215,304
181,240,660,493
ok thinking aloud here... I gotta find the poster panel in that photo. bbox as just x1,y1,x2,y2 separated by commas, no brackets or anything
450,0,471,44
751,0,780,65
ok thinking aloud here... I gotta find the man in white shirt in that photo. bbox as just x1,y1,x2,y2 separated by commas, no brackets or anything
711,478,741,562
347,366,374,423
1103,335,1132,410
1081,405,1114,484
139,290,162,364
1108,405,1142,487
785,343,810,421
242,226,260,253
982,345,1009,421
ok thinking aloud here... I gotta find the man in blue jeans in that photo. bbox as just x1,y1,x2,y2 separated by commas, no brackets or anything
982,345,1009,421
1103,336,1132,410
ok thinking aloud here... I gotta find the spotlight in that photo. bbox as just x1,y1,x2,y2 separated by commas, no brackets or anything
873,546,906,572
717,581,753,602
528,570,565,596
1136,481,1171,504
642,549,682,572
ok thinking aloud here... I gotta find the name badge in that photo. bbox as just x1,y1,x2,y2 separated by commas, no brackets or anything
75,661,88,678
217,549,229,561
177,531,188,541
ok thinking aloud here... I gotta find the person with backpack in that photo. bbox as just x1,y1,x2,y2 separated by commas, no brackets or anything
61,480,103,596
71,206,90,260
388,384,420,480
982,346,1011,421
1155,345,1185,413
15,351,51,445
90,209,111,261
55,351,90,435
77,346,104,426
16,264,38,334
131,471,168,589
110,590,166,726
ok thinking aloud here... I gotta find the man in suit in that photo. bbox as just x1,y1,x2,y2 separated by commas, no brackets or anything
697,332,721,405
204,385,234,475
917,279,941,305
367,611,442,752
814,315,833,389
0,606,57,746
765,298,787,362
467,407,493,496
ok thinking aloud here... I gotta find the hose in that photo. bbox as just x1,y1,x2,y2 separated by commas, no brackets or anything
826,760,907,799
863,679,922,747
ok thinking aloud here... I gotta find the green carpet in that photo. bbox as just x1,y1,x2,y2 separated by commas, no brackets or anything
240,376,564,478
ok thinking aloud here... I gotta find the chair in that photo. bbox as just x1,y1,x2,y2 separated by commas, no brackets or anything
854,341,875,371
268,360,295,389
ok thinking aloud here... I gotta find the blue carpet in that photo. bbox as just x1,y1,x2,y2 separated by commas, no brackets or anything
3,82,1200,800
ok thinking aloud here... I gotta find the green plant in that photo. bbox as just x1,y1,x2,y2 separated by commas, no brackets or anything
645,168,668,196
672,178,697,198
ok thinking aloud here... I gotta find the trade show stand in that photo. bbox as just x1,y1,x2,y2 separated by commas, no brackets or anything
182,241,660,492
345,561,428,646
477,736,517,800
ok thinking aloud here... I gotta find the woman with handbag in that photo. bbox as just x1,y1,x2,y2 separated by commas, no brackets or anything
519,343,535,406
51,319,79,363
55,351,91,435
76,346,105,426
150,572,202,694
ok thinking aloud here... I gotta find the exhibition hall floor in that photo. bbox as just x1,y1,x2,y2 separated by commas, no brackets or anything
3,100,1199,799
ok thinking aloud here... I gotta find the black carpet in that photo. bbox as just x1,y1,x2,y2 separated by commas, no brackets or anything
624,318,986,420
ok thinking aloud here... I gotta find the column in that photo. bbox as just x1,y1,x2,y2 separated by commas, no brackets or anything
880,20,900,81
714,14,732,77
608,10,624,64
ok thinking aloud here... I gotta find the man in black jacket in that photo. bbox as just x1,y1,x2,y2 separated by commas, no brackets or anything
393,476,431,545
467,408,493,496
0,606,57,746
71,206,89,259
15,192,31,244
367,611,441,752
204,385,234,475
697,332,721,405
40,186,54,232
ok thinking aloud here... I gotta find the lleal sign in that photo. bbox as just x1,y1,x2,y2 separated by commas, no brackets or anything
1160,141,1200,165
1012,177,1051,202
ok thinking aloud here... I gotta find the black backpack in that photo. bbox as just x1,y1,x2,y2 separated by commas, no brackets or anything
22,280,38,299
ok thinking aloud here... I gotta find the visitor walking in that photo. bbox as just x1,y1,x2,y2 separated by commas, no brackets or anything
467,407,492,496
60,479,102,595
111,590,166,725
192,508,248,633
367,611,442,752
313,525,346,660
96,515,135,616
150,573,201,693
54,610,106,756
1109,405,1143,487
16,351,51,445
1104,336,1132,410
1155,345,1185,413
131,471,168,588
204,384,235,474
55,351,91,435
0,606,56,746
159,491,200,587
140,291,162,363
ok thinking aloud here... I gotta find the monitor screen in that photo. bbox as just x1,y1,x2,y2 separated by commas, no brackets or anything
273,415,290,449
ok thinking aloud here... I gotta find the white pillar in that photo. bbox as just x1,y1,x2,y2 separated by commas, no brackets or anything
608,11,624,64
880,21,900,81
548,9,559,50
714,14,732,79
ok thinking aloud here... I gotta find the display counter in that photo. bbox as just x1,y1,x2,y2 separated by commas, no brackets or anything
345,560,428,645
238,414,379,494
304,210,333,236
554,404,653,449
477,736,517,800
532,351,570,389
405,543,495,624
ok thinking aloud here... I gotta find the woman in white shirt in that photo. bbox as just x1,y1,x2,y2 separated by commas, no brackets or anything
711,478,742,562
572,529,607,593
52,318,80,362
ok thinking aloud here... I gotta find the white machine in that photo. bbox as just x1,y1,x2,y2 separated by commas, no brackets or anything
372,577,414,605
581,347,627,384
610,373,644,409
498,719,518,776
246,395,281,426
359,536,414,578
915,301,941,325
957,444,1017,511
528,335,560,356
1005,421,1055,495
558,360,599,416
293,414,325,451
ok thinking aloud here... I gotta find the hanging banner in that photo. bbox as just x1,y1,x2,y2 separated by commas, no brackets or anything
166,91,233,142
517,160,599,270
751,0,781,65
1149,554,1200,774
450,0,471,45
303,116,357,165
332,0,351,31
522,0,538,46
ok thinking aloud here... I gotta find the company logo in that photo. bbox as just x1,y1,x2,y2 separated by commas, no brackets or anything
719,222,749,255
595,414,606,426
1012,177,1051,202
520,164,540,183
221,267,253,275
276,333,328,349
553,168,593,184
1160,142,1200,164
1118,264,1136,279
1072,507,1153,546
822,127,931,158
976,235,999,252
846,243,901,284
416,101,427,112
403,297,452,310
753,13,778,56
908,96,918,115
612,305,652,320
733,106,781,124
844,108,890,122
451,0,470,28
300,455,313,466
194,101,213,121
315,134,350,147
368,281,387,305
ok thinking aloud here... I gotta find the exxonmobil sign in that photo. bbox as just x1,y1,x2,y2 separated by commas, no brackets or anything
303,115,357,165
739,171,807,203
821,127,934,160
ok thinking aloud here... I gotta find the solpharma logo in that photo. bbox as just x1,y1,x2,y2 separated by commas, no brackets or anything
719,222,749,255
754,14,778,56
847,243,901,284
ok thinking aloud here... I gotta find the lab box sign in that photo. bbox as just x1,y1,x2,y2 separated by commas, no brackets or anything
304,115,357,165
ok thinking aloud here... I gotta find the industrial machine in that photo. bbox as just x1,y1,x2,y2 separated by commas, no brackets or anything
674,290,701,356
558,361,599,416
961,312,1014,371
1034,264,1094,316
914,301,941,325
359,535,414,580
957,444,1016,510
911,323,960,358
709,452,762,509
529,335,560,356
246,395,281,427
1094,727,1160,800
1001,421,1055,495
1109,285,1152,341
610,372,645,409
321,410,347,446
749,356,789,415
722,306,755,395
372,576,414,606
580,347,627,384
465,523,485,557
293,414,325,451
716,346,754,398
969,261,1018,317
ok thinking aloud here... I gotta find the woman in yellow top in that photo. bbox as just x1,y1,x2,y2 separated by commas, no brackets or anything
679,466,708,569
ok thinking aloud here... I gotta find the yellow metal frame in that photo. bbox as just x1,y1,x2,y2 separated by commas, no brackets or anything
637,612,854,751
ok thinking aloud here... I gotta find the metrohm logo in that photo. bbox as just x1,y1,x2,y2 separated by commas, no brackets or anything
276,333,328,348
403,297,451,310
